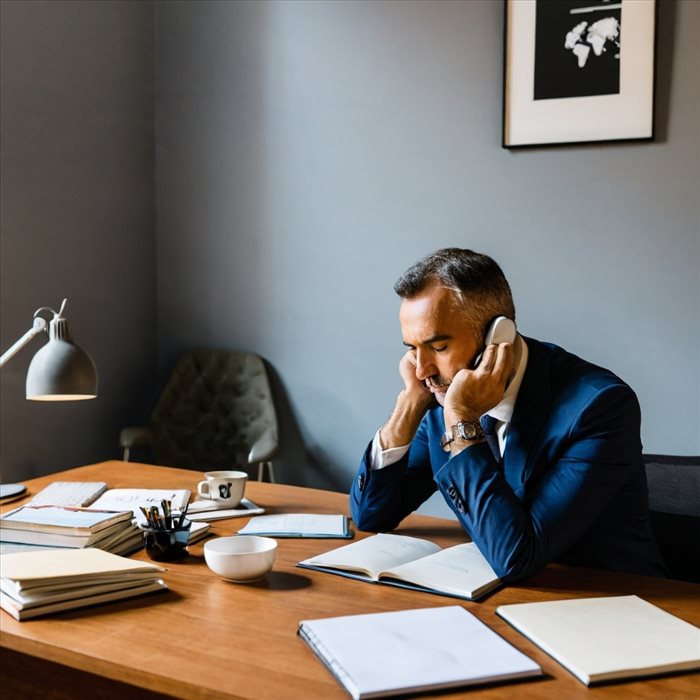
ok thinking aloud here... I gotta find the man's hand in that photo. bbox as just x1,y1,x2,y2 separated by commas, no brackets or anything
379,351,434,449
398,350,432,401
443,342,515,427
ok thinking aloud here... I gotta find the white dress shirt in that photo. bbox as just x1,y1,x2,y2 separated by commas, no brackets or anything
370,335,529,469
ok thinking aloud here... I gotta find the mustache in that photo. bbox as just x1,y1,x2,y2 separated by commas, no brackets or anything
425,376,450,389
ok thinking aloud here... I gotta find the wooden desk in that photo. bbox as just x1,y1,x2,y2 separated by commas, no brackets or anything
1,461,698,700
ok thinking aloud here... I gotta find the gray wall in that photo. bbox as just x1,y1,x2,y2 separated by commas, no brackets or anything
0,0,156,482
155,0,699,500
1,0,697,500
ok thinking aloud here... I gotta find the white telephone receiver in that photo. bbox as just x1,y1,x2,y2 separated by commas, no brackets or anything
473,316,517,368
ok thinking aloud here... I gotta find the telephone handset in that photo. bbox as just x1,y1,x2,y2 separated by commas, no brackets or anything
473,316,517,368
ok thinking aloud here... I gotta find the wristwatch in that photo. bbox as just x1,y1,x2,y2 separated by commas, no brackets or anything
440,421,485,451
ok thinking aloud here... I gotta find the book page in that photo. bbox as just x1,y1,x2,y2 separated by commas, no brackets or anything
90,489,191,523
378,542,500,598
300,534,440,580
299,606,541,698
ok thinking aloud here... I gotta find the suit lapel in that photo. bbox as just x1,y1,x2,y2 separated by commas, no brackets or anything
503,337,552,493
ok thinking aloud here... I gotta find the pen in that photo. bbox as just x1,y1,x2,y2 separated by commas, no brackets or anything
177,502,188,528
139,506,152,527
161,499,172,529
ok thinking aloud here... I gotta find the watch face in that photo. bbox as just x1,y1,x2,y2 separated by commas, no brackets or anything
457,422,483,440
459,423,476,439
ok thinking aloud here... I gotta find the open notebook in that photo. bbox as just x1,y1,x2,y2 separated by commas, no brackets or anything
298,533,500,600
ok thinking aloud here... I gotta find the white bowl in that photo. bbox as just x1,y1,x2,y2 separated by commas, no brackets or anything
204,535,277,582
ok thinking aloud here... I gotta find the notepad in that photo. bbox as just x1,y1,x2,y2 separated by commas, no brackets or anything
237,514,352,538
299,606,542,699
29,481,107,507
497,595,700,686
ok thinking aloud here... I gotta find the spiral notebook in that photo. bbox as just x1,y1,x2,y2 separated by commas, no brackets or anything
298,605,541,699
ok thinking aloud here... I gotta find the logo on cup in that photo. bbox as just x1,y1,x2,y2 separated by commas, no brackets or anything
219,483,232,499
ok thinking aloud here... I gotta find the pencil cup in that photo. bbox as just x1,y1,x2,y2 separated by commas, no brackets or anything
141,520,192,562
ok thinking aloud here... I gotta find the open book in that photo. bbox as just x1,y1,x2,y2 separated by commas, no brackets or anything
298,533,501,601
299,606,541,699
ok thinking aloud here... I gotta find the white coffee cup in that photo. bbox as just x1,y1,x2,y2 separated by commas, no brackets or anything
197,470,247,507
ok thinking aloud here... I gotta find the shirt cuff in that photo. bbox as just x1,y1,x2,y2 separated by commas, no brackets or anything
369,429,411,470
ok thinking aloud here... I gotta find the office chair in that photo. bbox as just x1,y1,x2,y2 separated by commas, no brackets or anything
643,454,700,583
120,350,279,482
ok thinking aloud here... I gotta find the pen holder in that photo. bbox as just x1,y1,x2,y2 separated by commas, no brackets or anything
140,520,192,562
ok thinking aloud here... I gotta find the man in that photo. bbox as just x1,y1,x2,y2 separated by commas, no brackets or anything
350,248,666,582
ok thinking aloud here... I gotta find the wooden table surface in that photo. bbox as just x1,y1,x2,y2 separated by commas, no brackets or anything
1,461,698,700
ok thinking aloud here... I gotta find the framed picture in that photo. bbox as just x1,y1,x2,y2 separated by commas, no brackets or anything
502,0,657,148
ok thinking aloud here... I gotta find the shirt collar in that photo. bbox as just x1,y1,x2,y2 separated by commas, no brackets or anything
486,334,528,425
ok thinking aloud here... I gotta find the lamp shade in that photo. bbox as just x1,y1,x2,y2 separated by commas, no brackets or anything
25,315,97,400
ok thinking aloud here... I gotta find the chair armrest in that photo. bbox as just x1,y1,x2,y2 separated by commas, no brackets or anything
119,426,154,449
248,428,279,463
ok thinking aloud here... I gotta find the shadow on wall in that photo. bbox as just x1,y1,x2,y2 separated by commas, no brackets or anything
124,349,348,492
264,362,349,492
654,0,676,143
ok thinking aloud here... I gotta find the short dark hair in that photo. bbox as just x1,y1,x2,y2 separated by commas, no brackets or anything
394,248,516,340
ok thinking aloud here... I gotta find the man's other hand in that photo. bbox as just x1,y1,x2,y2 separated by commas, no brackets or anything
444,342,515,422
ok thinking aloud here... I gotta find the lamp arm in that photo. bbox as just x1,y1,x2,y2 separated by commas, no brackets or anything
0,317,48,367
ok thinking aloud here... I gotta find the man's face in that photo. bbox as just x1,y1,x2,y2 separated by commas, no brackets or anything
399,284,480,406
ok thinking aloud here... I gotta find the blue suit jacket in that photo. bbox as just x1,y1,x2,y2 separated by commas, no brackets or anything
350,337,667,581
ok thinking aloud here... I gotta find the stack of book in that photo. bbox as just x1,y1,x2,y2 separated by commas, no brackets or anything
0,482,214,555
0,548,168,620
0,505,143,556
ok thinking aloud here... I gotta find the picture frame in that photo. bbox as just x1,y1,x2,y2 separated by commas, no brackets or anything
502,0,657,148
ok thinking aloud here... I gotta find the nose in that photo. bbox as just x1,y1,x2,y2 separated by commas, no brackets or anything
414,349,436,382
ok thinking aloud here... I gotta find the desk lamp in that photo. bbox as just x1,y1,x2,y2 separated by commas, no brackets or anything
0,299,98,498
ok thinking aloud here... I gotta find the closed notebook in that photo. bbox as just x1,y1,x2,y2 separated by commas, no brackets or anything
0,518,135,548
0,580,167,620
299,605,542,699
497,595,700,686
237,513,352,538
0,547,163,591
0,548,167,620
186,498,265,522
0,505,132,535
